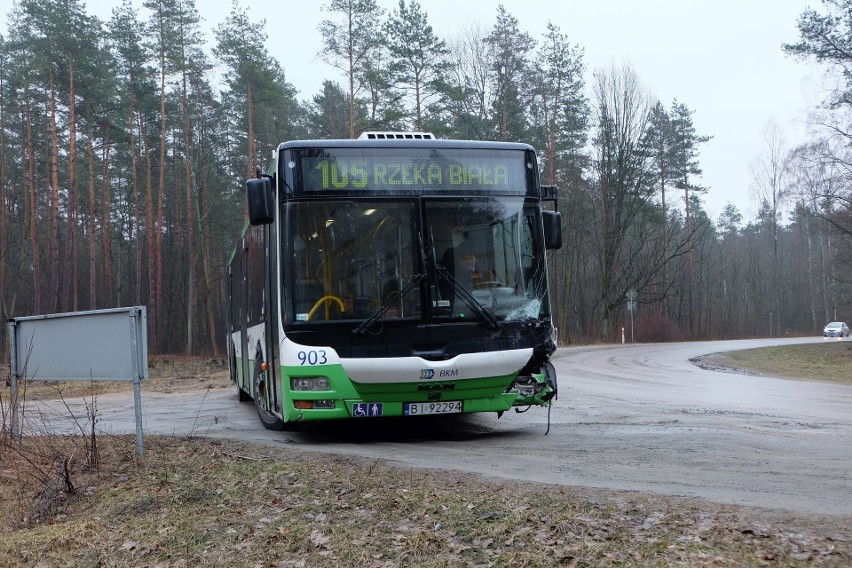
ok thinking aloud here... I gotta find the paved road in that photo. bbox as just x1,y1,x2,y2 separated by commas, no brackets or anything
28,337,852,516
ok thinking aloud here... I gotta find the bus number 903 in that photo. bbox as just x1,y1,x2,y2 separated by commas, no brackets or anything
297,350,328,365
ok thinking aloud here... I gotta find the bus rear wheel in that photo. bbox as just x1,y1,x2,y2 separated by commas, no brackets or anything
234,350,251,402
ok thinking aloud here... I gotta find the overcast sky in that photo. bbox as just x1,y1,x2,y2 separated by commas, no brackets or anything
0,0,827,222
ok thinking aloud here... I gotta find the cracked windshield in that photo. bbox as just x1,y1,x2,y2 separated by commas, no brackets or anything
286,198,548,324
427,199,549,322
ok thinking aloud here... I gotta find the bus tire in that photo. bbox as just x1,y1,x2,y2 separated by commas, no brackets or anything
253,369,285,431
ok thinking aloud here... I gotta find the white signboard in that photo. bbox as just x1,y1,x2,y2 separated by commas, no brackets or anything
10,306,147,382
8,306,148,456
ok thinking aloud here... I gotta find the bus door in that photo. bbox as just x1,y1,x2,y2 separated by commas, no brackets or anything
238,237,251,389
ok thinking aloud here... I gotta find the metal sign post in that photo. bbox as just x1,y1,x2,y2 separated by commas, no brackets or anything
8,320,20,440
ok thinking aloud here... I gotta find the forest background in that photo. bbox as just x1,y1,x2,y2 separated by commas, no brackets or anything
0,0,850,356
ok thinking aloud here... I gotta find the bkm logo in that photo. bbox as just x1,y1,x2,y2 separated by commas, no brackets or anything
419,369,435,380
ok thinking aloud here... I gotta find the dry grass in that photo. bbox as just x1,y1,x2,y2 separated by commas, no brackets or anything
0,435,848,568
704,341,852,384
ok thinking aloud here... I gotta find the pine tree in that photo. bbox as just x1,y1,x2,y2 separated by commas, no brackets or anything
642,101,673,307
306,80,357,139
318,0,385,138
214,0,277,179
385,0,450,131
109,0,152,308
669,100,710,333
0,33,9,349
784,0,852,108
144,0,182,348
173,0,207,355
530,21,586,184
5,4,47,315
484,5,534,141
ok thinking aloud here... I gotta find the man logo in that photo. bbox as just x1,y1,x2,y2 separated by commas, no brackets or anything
419,369,435,380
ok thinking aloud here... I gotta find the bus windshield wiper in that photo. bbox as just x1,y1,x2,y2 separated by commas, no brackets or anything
434,266,500,330
352,272,427,335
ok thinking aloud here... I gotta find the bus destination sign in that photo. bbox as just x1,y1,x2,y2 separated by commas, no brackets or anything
298,150,528,193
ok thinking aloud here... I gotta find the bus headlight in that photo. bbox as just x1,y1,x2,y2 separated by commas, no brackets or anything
290,376,331,391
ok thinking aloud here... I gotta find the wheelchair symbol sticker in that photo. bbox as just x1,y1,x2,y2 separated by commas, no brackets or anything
352,402,383,417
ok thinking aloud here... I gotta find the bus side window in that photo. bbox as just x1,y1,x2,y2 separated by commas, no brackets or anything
246,226,265,325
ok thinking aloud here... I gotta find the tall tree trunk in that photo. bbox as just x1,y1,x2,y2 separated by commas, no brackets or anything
100,124,114,307
414,76,422,132
128,82,142,306
803,204,817,332
139,113,157,339
348,39,355,139
815,200,830,322
685,185,693,335
597,173,616,340
772,207,779,335
86,109,98,309
246,82,255,179
23,86,41,314
660,179,668,314
182,66,194,355
0,81,7,354
501,86,508,141
63,57,77,312
71,182,80,311
49,66,61,313
157,47,167,351
195,103,220,357
196,166,220,357
542,94,555,185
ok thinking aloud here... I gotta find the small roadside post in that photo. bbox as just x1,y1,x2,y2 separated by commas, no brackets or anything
627,288,637,343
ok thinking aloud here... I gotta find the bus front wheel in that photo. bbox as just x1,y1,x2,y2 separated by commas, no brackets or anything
253,368,285,431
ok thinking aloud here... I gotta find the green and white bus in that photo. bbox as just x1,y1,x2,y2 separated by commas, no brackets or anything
227,132,561,430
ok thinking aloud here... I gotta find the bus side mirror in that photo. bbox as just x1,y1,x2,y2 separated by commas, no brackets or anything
247,177,274,225
542,211,562,250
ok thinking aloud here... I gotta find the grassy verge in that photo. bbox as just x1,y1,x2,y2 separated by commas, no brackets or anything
704,341,852,384
0,435,848,567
